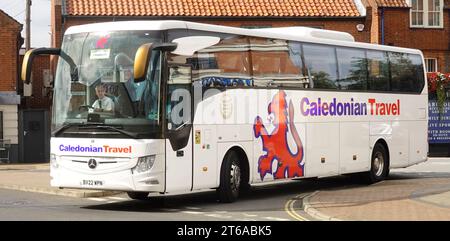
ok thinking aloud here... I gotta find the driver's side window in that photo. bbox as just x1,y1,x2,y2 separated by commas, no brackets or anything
166,57,192,130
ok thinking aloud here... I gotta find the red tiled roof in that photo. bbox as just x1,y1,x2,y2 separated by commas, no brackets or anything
64,0,363,18
0,9,22,27
375,0,409,8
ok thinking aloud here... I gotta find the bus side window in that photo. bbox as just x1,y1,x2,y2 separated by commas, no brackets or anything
389,52,425,93
167,64,192,130
303,44,339,90
251,38,307,88
336,47,368,91
192,35,252,88
367,50,390,91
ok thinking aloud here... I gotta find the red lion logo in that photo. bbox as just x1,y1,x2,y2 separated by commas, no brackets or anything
254,90,305,180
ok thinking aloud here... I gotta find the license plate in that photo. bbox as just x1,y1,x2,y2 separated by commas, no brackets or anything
81,180,104,186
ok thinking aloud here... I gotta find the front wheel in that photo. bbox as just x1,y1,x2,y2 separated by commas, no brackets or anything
127,191,149,200
217,151,242,203
365,143,389,184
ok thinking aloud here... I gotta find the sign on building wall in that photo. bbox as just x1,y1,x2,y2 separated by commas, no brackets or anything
428,100,450,144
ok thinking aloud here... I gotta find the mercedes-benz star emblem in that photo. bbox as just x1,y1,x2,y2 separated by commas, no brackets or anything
88,159,97,169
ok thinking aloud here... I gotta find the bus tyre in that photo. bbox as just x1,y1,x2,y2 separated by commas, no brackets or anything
127,192,149,200
365,143,389,184
217,151,241,203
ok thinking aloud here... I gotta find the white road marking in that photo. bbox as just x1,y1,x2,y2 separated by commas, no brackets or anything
108,197,128,201
243,213,258,217
181,211,203,215
88,198,107,202
185,206,201,210
205,213,232,219
212,211,228,214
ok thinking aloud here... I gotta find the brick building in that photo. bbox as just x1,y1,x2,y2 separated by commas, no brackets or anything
0,9,23,162
370,0,450,73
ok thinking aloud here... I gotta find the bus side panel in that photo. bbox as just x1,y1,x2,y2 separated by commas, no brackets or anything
369,121,392,164
192,125,218,190
390,121,409,168
305,122,339,178
409,120,428,166
339,122,370,174
165,137,193,193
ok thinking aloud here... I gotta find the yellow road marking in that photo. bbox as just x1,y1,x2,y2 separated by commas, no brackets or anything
284,194,309,221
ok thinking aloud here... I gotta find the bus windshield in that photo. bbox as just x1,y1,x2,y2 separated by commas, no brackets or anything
52,30,162,138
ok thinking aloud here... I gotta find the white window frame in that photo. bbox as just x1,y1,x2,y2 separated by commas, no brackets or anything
409,0,444,28
425,58,438,72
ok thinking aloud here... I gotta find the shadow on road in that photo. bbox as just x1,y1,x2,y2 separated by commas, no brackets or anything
80,176,358,213
81,171,450,213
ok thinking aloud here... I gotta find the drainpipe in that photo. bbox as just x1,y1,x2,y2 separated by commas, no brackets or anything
380,7,385,45
16,32,24,98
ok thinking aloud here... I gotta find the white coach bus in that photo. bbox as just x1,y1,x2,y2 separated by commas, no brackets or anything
22,21,428,202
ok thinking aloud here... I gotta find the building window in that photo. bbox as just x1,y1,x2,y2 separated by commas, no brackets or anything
410,0,443,28
425,58,438,72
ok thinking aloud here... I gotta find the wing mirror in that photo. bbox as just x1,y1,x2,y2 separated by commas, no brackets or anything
133,43,177,83
21,48,78,84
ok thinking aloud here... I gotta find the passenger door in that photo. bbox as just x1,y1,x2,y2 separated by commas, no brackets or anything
164,64,194,193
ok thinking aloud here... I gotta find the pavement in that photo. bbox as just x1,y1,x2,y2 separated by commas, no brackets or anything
0,163,120,198
302,158,450,221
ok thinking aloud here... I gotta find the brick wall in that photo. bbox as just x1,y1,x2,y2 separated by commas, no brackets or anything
380,5,450,72
51,0,63,73
19,55,52,109
0,12,22,92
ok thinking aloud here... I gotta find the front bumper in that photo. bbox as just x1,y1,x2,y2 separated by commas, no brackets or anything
50,155,165,192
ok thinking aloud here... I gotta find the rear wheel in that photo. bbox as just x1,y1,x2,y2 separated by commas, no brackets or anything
365,143,389,184
127,192,149,200
217,151,242,203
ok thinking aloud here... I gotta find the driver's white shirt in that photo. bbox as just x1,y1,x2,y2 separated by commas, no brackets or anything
92,96,114,111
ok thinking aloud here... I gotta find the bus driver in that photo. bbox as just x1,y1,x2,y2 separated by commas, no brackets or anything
92,84,114,113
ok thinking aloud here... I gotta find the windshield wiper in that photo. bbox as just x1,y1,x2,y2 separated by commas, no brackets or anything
79,125,140,139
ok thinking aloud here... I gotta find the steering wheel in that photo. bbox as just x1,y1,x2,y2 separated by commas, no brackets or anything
79,105,94,112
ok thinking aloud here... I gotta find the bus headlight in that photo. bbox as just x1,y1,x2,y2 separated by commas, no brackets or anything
50,154,58,169
132,155,156,174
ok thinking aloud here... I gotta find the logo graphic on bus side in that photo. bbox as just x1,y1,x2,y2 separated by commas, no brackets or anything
254,90,305,181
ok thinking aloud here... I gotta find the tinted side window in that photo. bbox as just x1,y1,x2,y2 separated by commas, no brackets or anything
251,38,306,88
194,35,252,87
389,52,424,93
303,44,339,89
336,47,368,90
367,50,390,91
410,54,425,93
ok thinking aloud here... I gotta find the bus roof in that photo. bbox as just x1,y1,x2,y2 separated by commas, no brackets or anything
65,20,422,55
